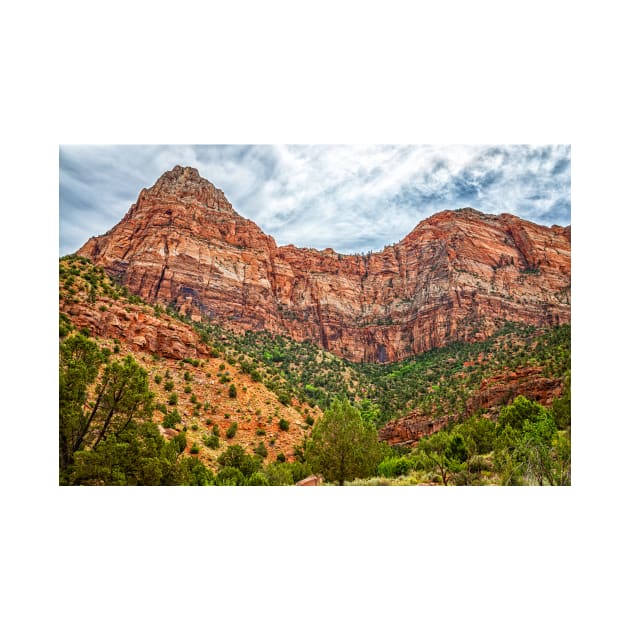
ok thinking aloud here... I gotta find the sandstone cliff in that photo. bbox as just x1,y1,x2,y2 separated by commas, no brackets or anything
78,166,571,363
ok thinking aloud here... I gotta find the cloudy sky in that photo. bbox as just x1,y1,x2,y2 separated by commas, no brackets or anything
59,145,570,256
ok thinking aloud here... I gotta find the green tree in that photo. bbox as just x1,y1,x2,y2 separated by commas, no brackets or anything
494,396,563,485
69,421,195,486
551,372,571,431
306,398,384,485
218,444,260,477
59,334,104,472
498,395,550,431
416,430,468,486
59,335,154,480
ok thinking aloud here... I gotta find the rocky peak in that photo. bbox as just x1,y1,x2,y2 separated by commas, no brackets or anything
78,167,571,364
142,165,234,213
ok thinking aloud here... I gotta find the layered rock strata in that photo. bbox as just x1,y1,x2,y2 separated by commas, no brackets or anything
78,166,571,363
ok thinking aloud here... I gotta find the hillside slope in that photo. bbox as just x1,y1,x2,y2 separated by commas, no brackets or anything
59,256,316,469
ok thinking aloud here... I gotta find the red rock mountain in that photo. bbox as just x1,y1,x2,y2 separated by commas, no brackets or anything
78,166,571,363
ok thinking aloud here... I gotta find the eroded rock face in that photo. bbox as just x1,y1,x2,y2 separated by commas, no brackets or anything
78,166,571,363
378,366,564,446
61,291,209,360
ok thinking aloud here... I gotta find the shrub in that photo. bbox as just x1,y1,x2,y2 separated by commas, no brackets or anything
218,445,260,476
216,467,245,486
184,371,192,382
164,380,174,392
226,422,238,439
229,384,237,398
264,462,293,485
162,409,181,429
279,419,290,431
190,393,198,404
254,441,268,459
154,375,163,385
246,472,270,486
212,424,221,437
184,385,192,394
168,393,178,406
256,428,266,436
276,452,286,463
203,434,220,449
172,431,187,454
190,443,200,455
278,392,291,406
378,456,413,479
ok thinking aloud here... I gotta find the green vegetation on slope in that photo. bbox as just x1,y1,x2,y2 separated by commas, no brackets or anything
59,256,570,485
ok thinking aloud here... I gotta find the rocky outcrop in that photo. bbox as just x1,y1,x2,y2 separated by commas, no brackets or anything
379,366,564,446
78,166,571,363
61,291,209,360
378,412,452,446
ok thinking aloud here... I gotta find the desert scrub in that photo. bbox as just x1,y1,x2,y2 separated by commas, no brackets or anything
203,434,220,449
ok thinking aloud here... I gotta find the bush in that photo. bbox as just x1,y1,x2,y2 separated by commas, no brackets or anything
276,452,286,463
378,456,413,479
184,371,192,382
154,375,163,385
226,422,238,439
218,445,260,476
172,431,187,454
162,409,181,429
256,428,266,436
278,392,291,406
164,380,174,392
190,443,200,455
168,393,178,406
203,434,220,449
264,462,293,485
254,441,268,459
229,384,237,398
216,466,245,486
184,385,192,394
246,472,270,486
212,424,221,437
278,419,290,431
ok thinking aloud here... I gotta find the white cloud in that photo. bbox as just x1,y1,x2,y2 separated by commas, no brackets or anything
59,144,571,256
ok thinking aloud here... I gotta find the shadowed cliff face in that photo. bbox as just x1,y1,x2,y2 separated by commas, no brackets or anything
78,166,571,363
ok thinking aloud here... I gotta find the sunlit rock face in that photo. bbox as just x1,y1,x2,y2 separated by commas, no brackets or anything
78,166,571,363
